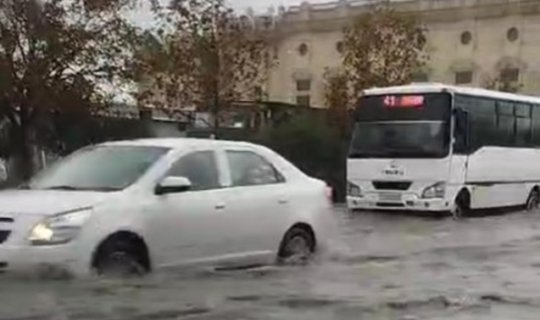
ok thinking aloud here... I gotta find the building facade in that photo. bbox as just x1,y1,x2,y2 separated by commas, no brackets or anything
264,0,540,108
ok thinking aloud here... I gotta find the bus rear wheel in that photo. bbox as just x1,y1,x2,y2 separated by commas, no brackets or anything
526,189,540,212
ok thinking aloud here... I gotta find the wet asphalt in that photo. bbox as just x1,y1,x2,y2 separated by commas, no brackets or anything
3,207,540,320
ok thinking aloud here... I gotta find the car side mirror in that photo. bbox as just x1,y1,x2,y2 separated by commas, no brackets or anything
155,176,192,195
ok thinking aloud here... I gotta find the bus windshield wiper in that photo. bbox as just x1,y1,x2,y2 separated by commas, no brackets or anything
44,185,121,192
44,185,81,191
44,185,122,192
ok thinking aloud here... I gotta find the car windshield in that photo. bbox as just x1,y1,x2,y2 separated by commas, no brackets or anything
349,121,450,158
29,145,170,192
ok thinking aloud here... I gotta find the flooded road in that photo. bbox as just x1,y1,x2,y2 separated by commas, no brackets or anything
4,208,540,319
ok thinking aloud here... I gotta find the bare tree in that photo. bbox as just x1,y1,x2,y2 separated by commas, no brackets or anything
484,74,523,93
323,3,427,134
342,3,428,95
136,0,273,136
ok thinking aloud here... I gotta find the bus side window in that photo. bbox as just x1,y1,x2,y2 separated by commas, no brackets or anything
533,104,540,146
454,108,469,153
495,101,515,147
457,95,496,151
515,103,532,147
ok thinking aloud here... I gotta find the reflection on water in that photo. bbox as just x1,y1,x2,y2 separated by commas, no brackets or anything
4,209,540,320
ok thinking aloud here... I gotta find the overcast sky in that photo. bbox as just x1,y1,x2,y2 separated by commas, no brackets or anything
130,0,332,29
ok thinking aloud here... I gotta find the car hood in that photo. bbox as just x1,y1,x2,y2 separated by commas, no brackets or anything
0,189,116,217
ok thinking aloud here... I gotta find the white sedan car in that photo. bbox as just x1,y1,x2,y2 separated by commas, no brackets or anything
0,138,332,277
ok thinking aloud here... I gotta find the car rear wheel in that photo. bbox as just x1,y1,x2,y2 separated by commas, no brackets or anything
94,239,147,277
278,226,315,265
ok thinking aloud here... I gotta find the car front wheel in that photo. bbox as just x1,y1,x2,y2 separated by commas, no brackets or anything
94,239,147,277
451,191,470,219
278,226,315,265
526,189,540,212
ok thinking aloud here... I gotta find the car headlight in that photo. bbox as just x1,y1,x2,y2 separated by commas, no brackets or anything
422,182,446,199
28,208,92,245
347,181,362,197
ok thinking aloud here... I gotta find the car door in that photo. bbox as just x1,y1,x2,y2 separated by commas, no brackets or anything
217,148,290,260
146,149,229,268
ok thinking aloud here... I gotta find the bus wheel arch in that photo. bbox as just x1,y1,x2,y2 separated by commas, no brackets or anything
451,188,471,219
526,186,540,211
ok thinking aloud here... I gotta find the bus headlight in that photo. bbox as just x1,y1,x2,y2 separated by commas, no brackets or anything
347,181,362,197
422,182,446,199
28,208,92,245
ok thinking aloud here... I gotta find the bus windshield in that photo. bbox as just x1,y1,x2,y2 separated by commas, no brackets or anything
350,93,451,159
350,121,449,158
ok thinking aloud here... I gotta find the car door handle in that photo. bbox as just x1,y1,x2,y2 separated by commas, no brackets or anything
215,203,226,210
278,199,289,205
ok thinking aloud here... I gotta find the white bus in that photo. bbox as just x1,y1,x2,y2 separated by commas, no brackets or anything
346,83,540,217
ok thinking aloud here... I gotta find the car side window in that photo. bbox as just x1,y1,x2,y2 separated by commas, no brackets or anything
167,151,220,191
226,150,284,187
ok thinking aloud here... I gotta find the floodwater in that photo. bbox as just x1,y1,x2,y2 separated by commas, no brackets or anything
4,208,540,319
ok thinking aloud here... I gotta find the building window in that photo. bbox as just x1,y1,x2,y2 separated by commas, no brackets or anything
296,79,311,92
455,71,473,85
296,95,311,107
460,31,472,45
298,43,308,56
336,41,344,54
500,68,520,83
507,27,519,42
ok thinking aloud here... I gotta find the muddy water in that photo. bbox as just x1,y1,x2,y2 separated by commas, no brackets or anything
3,208,540,319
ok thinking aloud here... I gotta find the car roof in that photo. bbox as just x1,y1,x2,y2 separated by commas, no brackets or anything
101,138,310,181
101,138,259,150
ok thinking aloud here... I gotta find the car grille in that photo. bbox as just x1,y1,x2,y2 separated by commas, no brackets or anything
372,181,412,191
0,230,11,244
0,217,14,223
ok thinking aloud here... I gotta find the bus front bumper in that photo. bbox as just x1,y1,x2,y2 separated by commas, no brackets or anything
347,196,452,212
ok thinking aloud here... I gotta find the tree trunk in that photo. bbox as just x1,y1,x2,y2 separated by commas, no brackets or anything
213,98,219,139
8,124,35,184
212,80,220,139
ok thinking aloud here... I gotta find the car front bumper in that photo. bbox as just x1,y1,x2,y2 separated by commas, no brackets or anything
0,244,89,278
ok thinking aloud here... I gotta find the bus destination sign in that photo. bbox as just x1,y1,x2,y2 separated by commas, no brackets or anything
383,95,425,108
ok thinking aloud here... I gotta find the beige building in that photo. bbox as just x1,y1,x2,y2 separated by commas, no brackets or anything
263,0,540,108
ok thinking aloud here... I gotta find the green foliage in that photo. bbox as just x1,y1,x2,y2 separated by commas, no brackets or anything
323,68,353,137
257,111,347,201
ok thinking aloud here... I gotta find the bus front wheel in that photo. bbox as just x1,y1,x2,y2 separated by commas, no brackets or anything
526,188,540,212
451,191,470,219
